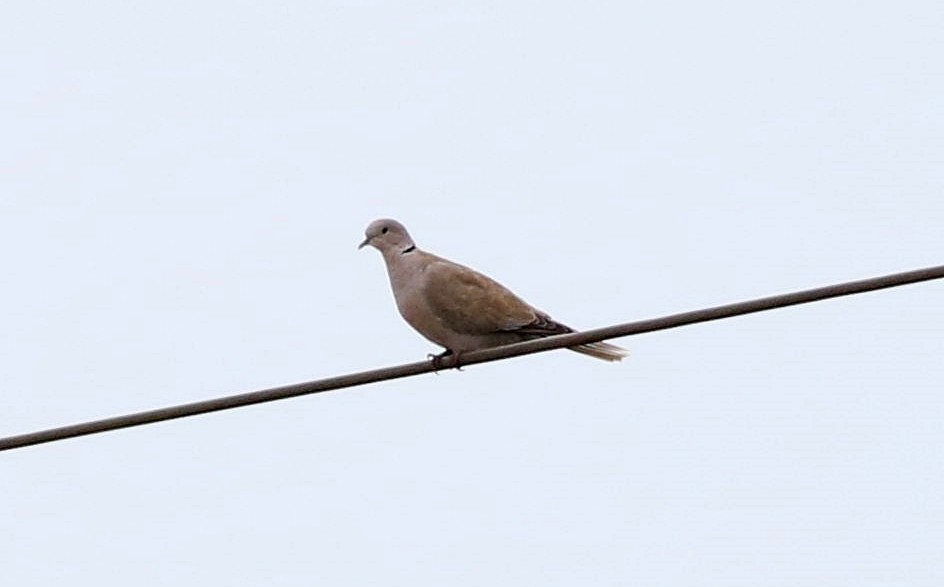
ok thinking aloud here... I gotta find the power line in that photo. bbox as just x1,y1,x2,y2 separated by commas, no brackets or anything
2,264,942,452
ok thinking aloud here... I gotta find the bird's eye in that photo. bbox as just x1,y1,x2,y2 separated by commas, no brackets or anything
381,227,389,234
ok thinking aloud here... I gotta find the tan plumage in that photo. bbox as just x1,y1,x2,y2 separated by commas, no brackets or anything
359,218,629,363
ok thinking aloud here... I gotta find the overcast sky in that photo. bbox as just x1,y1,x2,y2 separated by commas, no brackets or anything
2,1,943,585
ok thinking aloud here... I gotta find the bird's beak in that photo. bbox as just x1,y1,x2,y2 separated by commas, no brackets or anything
358,236,371,250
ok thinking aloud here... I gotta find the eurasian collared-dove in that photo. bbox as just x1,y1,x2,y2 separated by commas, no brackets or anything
359,218,629,364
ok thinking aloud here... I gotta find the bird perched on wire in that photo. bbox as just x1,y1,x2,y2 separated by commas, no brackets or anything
359,218,629,366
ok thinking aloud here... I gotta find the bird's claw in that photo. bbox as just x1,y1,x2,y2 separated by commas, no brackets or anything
428,350,463,372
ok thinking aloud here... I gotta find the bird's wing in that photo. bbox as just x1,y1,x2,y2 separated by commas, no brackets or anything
423,259,547,335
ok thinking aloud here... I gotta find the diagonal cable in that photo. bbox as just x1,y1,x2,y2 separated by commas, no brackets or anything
1,264,942,452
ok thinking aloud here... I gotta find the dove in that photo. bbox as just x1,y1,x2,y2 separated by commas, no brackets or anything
359,218,629,365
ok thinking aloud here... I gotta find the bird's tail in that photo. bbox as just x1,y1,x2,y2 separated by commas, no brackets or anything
568,341,630,362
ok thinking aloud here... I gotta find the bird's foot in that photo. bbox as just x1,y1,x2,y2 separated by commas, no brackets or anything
428,349,463,372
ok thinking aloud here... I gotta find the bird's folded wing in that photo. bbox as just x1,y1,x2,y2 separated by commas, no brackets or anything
423,260,540,335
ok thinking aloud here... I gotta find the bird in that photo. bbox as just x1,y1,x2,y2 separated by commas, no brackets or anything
358,218,629,365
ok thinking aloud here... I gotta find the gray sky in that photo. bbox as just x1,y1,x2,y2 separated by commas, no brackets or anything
2,1,943,585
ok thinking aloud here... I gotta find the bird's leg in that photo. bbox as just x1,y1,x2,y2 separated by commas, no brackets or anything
427,349,451,372
427,349,463,371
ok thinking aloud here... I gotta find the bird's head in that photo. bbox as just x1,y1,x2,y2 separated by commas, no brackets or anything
358,218,416,255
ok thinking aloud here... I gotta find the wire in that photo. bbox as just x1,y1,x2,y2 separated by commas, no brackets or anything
2,264,942,452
